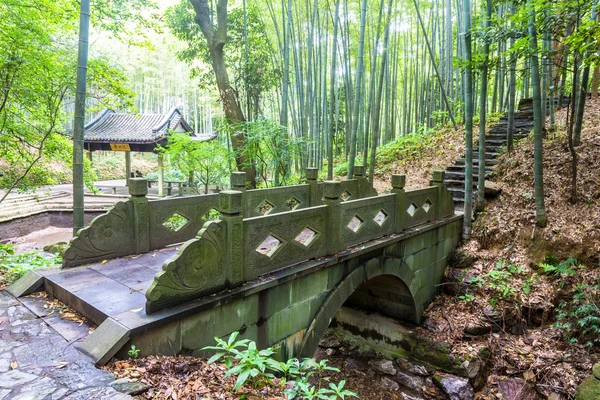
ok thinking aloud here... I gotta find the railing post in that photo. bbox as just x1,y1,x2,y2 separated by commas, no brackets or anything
323,181,343,253
306,167,319,206
231,172,247,216
218,190,244,287
353,166,365,198
128,178,150,253
430,170,453,219
391,174,406,232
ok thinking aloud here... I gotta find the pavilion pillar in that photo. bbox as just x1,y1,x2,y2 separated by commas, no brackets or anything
125,151,131,187
86,151,92,164
158,153,165,197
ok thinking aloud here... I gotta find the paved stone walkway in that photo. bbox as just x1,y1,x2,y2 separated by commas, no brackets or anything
0,291,131,400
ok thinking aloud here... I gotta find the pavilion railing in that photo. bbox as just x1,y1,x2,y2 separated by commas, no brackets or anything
144,170,458,313
61,166,378,268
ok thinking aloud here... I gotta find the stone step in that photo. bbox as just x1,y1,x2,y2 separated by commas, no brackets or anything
446,165,493,174
485,133,528,140
455,158,498,166
444,179,478,188
445,171,488,181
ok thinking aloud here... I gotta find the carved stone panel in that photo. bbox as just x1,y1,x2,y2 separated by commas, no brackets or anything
63,201,135,268
146,220,226,313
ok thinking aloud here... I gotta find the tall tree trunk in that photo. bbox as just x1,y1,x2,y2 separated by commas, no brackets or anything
574,0,599,145
476,0,491,212
347,0,368,178
507,3,517,152
189,0,255,185
462,0,474,240
72,0,90,235
528,0,547,227
592,66,599,98
327,0,340,180
369,0,393,183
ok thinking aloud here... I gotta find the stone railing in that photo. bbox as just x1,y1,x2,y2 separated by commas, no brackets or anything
145,171,456,313
62,167,378,268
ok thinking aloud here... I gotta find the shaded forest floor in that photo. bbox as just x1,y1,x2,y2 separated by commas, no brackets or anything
418,97,600,399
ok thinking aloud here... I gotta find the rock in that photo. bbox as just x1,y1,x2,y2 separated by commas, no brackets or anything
481,305,503,324
593,363,600,380
484,181,502,198
422,317,449,332
109,378,151,396
43,242,68,255
400,392,427,400
325,348,335,357
443,268,478,297
319,335,341,349
380,377,400,391
368,360,396,376
395,371,425,393
460,360,482,379
434,375,475,400
463,322,491,337
447,250,478,269
344,358,367,372
496,378,540,400
0,370,38,388
576,375,600,400
397,359,429,376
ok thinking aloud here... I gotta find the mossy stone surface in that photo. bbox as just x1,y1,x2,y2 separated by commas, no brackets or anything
593,363,600,380
575,376,600,400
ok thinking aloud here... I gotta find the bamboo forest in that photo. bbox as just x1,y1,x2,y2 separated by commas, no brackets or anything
1,0,600,399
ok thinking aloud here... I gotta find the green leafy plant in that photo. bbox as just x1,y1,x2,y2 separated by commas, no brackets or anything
539,255,580,278
0,245,61,285
128,345,140,360
555,281,600,350
203,332,358,399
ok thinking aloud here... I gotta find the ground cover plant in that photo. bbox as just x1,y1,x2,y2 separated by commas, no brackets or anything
0,244,61,289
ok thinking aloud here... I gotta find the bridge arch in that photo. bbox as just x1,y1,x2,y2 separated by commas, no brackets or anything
299,256,421,358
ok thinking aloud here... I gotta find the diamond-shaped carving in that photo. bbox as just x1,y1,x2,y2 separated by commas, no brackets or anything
407,203,419,217
257,199,275,215
423,199,433,213
285,196,302,211
374,209,388,226
340,190,352,202
162,213,190,232
347,215,364,233
295,227,318,247
256,234,283,258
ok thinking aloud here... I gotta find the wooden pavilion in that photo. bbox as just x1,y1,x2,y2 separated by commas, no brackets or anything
84,108,215,196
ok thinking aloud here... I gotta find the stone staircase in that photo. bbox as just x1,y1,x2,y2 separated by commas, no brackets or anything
445,96,568,210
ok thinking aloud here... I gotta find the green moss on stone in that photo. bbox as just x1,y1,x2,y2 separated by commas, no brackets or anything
575,376,600,400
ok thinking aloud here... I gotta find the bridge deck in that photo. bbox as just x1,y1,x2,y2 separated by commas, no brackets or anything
39,248,177,325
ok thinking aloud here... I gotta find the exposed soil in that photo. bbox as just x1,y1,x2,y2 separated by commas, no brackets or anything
372,125,465,192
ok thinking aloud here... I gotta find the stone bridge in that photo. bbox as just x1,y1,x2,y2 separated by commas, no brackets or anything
10,167,462,365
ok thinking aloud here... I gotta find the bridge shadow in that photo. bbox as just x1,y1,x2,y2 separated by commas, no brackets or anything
299,257,419,359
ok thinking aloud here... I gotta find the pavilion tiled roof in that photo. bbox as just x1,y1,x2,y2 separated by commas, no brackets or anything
84,108,215,144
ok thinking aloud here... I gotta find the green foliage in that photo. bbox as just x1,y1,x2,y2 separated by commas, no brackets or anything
556,280,600,350
203,332,358,399
128,345,140,360
160,134,232,194
0,0,147,199
471,259,527,306
539,255,580,279
0,245,61,286
244,119,304,186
